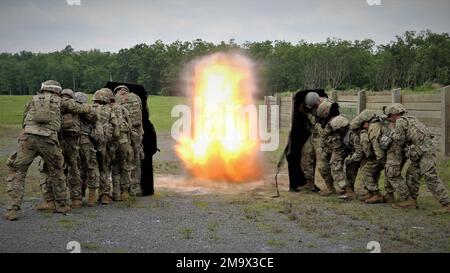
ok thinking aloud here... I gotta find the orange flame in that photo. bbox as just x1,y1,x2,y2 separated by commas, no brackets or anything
176,52,262,182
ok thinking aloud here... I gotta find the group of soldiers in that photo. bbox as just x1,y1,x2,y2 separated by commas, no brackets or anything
4,80,145,221
292,91,450,214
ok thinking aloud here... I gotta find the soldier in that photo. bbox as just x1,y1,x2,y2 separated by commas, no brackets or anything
313,99,342,196
341,116,366,200
37,89,83,209
76,92,100,207
326,115,354,197
114,85,144,197
104,88,134,202
355,110,389,204
386,103,450,213
379,114,398,203
92,89,119,205
59,89,83,208
304,92,322,113
4,80,91,220
299,112,322,192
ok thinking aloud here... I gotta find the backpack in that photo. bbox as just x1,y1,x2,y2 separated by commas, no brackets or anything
30,94,52,124
118,94,142,127
24,93,61,136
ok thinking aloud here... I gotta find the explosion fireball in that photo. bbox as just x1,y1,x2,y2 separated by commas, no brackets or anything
175,52,263,182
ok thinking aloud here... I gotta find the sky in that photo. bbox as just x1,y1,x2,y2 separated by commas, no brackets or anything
0,0,449,53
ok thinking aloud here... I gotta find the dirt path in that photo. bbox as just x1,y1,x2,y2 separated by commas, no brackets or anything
0,129,449,253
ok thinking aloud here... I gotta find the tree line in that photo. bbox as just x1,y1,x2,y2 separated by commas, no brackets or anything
0,30,449,96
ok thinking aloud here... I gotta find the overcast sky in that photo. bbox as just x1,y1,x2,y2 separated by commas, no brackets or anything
0,0,449,53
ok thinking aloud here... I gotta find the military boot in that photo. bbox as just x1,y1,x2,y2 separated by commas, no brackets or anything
71,198,82,209
4,209,18,221
121,191,129,202
339,186,356,200
113,193,121,201
433,203,450,214
36,200,56,211
101,194,112,205
87,189,97,207
383,193,395,203
299,180,315,192
359,192,373,201
365,191,384,204
55,204,71,214
319,183,336,196
392,197,417,209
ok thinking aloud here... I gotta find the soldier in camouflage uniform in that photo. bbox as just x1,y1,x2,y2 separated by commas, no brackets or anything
38,89,98,210
355,110,391,204
386,103,450,213
313,99,341,196
322,115,354,197
4,80,91,220
340,116,366,200
299,112,322,192
299,92,323,192
59,89,83,207
114,85,144,197
92,89,119,205
76,92,100,207
104,88,134,202
379,114,399,203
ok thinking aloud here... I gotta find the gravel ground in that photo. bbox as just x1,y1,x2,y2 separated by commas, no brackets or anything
0,129,449,253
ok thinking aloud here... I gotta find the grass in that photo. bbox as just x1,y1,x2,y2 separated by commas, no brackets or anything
179,227,193,240
0,96,30,125
0,95,186,133
58,218,81,230
207,222,220,241
82,242,99,251
148,95,186,132
111,247,128,253
117,195,148,208
194,200,209,210
266,238,286,247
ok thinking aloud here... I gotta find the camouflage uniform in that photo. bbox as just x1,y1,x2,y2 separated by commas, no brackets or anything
300,113,325,189
314,99,339,194
76,92,100,195
343,118,365,191
108,96,134,200
115,85,144,196
358,110,386,193
5,81,91,218
380,118,406,200
40,90,97,206
322,116,350,191
60,89,83,201
92,90,119,202
391,112,450,206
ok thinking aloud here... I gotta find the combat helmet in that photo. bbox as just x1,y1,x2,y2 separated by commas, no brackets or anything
113,85,129,94
316,99,333,119
330,115,349,131
93,89,109,104
350,116,362,130
100,88,115,102
385,103,407,116
305,92,320,109
40,80,62,95
61,89,75,99
74,92,88,104
358,109,376,123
